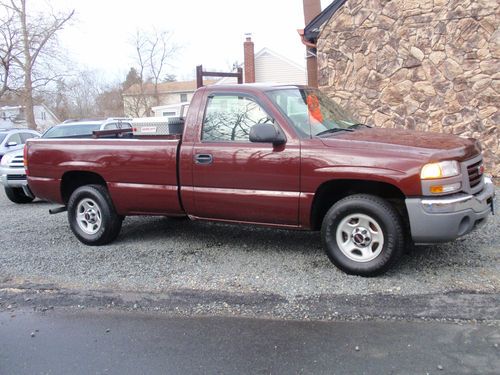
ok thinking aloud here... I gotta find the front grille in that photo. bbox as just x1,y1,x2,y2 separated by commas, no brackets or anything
8,155,24,168
467,160,483,189
6,174,26,181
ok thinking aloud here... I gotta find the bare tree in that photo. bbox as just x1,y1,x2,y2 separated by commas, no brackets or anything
96,86,124,118
40,70,125,120
128,28,178,117
2,0,74,129
145,29,178,105
67,70,103,118
0,6,21,99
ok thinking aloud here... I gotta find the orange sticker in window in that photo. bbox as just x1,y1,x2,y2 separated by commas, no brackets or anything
306,94,323,123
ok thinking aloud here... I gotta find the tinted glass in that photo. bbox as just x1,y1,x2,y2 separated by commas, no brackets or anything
103,123,117,130
202,95,273,142
102,122,132,130
43,124,101,138
6,133,21,145
21,132,39,142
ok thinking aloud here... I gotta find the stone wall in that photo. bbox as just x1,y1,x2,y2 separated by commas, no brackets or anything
317,0,499,176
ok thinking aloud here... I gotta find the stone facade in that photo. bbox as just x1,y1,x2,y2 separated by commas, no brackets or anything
317,0,499,176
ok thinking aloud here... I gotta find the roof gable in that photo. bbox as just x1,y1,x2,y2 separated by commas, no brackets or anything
254,48,306,72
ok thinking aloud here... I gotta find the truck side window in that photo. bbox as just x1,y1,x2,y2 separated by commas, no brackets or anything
202,95,273,142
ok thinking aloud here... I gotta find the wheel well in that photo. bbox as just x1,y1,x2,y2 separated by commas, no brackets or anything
310,179,408,230
61,171,107,204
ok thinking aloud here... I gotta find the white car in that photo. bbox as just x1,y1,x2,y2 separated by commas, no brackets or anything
0,148,34,203
0,118,133,203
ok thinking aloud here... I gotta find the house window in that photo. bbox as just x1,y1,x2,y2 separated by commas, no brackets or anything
41,111,46,120
180,93,188,102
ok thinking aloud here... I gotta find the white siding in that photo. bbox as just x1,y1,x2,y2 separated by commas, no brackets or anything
33,105,59,129
0,105,58,130
255,51,307,85
159,92,195,106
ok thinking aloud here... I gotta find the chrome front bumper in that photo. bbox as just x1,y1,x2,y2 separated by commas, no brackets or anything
0,165,28,188
405,177,495,243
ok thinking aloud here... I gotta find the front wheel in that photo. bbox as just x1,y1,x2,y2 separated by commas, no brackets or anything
321,194,405,277
67,184,123,245
4,187,34,204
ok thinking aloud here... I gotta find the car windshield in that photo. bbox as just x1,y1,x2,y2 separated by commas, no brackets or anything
43,124,101,138
267,88,361,137
0,133,7,143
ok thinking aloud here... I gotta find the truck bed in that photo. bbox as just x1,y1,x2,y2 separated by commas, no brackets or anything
26,138,184,216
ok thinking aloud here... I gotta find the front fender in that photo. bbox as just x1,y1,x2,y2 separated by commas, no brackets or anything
311,165,420,196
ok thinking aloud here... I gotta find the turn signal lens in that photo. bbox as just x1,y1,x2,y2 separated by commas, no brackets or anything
23,144,29,175
430,185,443,193
421,161,460,180
430,182,461,194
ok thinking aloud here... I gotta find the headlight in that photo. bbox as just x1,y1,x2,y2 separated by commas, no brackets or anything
0,153,14,166
420,161,460,179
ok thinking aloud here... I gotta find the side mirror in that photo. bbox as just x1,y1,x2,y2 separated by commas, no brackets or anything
249,123,286,146
6,141,18,147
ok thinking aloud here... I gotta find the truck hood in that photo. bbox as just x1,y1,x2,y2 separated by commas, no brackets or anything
320,128,481,161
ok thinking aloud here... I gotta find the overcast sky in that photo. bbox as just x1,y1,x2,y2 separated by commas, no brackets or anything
44,0,331,83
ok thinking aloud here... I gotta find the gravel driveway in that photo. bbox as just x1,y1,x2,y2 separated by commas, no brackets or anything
0,188,498,301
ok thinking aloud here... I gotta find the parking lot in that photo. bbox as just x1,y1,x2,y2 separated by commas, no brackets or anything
0,188,499,320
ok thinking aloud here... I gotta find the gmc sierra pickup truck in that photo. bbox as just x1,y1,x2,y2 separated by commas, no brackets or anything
25,84,495,276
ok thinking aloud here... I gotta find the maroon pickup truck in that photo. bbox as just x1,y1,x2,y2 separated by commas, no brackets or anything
25,84,495,276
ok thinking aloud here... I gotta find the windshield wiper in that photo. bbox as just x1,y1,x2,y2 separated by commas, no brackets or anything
347,123,372,129
315,128,354,137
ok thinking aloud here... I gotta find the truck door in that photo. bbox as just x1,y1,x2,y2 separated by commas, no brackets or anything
191,93,300,226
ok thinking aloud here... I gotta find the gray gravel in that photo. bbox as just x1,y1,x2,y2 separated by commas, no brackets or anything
0,188,498,299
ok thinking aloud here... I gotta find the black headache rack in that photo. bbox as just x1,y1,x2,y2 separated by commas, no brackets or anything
92,128,134,138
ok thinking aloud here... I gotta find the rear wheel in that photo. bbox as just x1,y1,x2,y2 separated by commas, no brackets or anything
4,187,34,204
67,184,122,245
321,194,405,277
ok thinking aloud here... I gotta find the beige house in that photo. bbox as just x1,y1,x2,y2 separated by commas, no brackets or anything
123,36,307,117
304,0,499,176
122,80,208,118
221,36,307,85
242,36,307,84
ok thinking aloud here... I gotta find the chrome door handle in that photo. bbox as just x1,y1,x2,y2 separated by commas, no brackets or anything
195,154,213,164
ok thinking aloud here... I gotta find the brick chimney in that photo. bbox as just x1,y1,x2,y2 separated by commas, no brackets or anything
243,35,255,83
303,0,321,87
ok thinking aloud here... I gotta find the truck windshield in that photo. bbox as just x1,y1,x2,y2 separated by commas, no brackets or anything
267,88,361,138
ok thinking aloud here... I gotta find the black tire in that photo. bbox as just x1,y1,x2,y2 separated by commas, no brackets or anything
4,187,34,204
67,184,122,246
321,194,405,277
